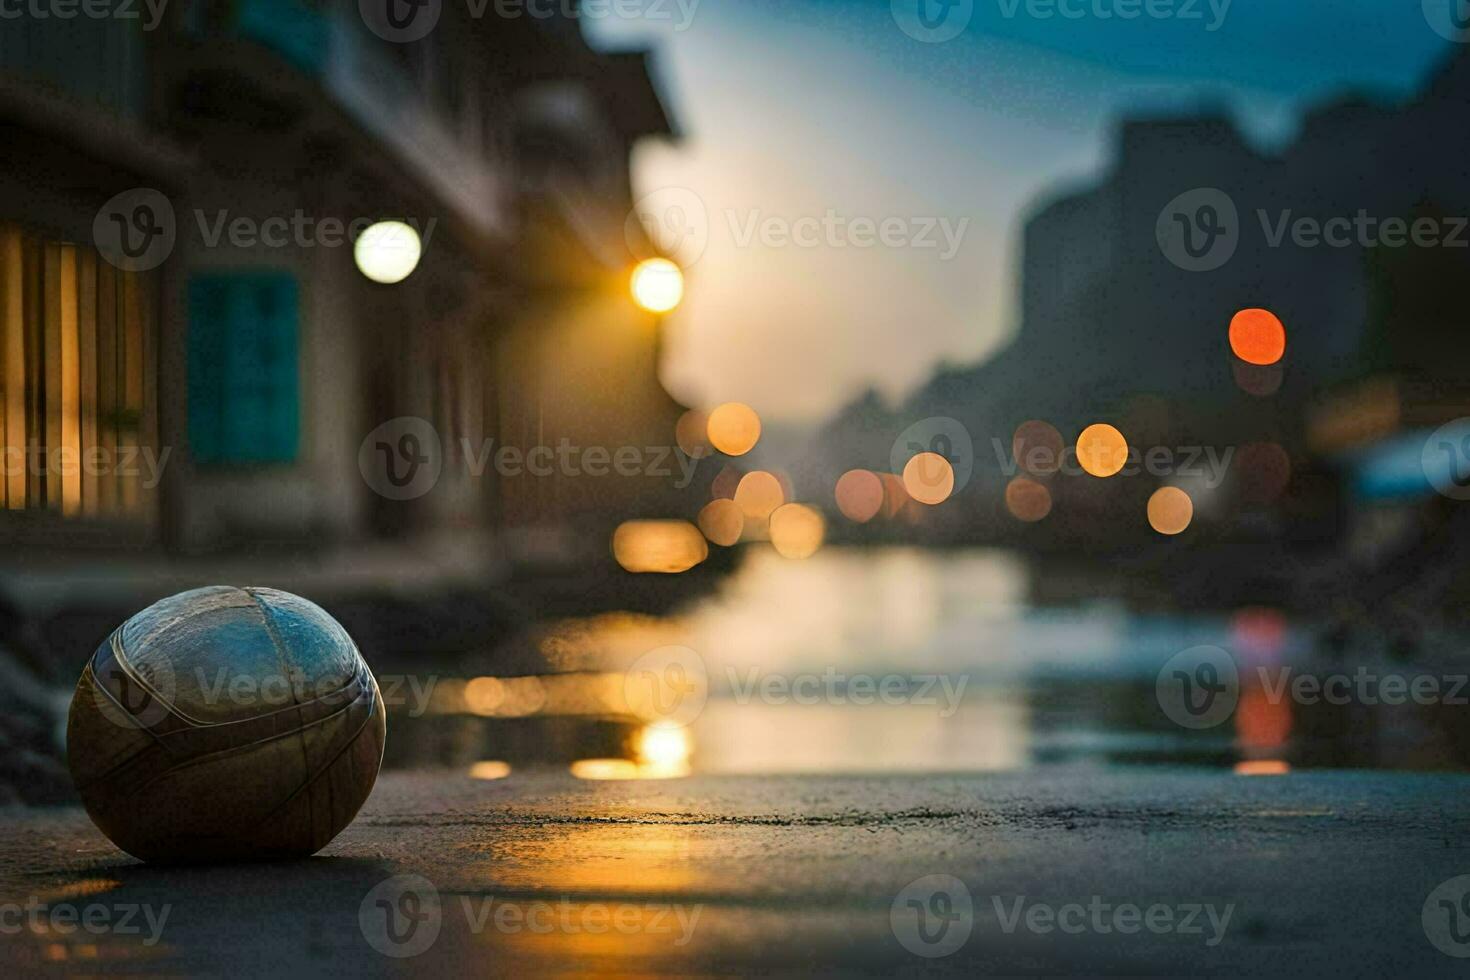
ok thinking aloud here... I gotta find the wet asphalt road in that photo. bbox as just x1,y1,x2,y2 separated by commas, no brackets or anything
3,767,1470,977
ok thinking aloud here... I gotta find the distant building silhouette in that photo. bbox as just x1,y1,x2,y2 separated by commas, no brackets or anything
812,44,1470,572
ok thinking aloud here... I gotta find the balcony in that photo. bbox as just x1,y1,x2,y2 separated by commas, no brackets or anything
175,0,504,240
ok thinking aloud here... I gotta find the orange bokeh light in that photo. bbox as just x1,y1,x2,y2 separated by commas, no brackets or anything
711,464,742,501
707,402,762,456
1146,487,1194,535
675,409,713,459
1005,477,1052,522
611,520,708,573
468,760,512,780
834,469,885,523
769,503,825,559
879,472,909,519
1076,423,1128,478
734,470,785,521
902,452,954,505
1012,420,1063,476
697,498,744,546
1235,684,1292,752
1229,308,1286,366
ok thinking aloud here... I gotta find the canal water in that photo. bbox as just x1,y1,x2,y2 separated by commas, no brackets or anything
387,547,1465,777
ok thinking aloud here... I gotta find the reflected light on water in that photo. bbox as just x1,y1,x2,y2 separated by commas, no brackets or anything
691,694,1028,773
438,549,1306,777
1234,759,1291,776
680,547,1023,683
570,759,642,780
424,550,1326,780
630,257,684,313
636,721,693,778
570,747,690,780
1235,684,1292,753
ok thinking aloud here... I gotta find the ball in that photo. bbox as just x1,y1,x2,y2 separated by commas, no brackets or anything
67,586,386,863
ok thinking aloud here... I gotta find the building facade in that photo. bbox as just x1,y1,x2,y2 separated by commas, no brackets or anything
0,0,684,583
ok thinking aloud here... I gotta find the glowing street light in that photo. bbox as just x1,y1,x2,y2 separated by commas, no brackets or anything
630,257,684,313
354,220,422,284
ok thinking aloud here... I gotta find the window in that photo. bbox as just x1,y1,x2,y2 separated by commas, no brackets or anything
0,226,158,518
188,272,300,465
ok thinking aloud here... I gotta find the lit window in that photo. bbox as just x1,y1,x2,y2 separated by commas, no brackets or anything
0,227,157,518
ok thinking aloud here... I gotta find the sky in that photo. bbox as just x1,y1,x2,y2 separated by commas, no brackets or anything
590,0,1455,424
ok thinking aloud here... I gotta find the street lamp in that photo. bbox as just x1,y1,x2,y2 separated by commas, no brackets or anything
630,257,684,314
354,220,422,284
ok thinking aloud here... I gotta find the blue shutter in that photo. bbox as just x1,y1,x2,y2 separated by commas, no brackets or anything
188,273,300,465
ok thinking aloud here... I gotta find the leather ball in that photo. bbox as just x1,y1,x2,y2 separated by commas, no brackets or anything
67,586,386,863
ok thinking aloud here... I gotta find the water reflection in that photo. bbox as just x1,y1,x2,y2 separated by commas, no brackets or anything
691,695,1029,774
388,546,1470,774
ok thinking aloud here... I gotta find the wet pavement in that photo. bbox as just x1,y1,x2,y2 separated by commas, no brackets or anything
3,767,1470,976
